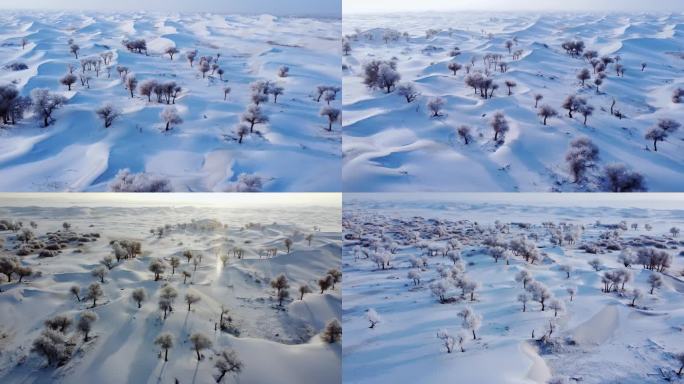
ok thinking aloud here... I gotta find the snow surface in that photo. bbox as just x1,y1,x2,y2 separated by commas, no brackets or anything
0,11,341,192
342,13,684,192
342,194,684,383
0,199,341,383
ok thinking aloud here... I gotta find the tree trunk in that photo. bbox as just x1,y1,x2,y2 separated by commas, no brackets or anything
653,140,658,152
216,371,226,383
472,330,476,340
164,348,168,361
543,116,547,125
196,349,201,361
165,122,170,131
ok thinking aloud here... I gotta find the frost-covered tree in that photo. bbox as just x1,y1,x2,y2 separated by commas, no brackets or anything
629,288,643,306
60,73,77,91
185,292,201,311
561,95,586,119
560,264,572,279
671,227,681,237
186,50,197,67
70,285,81,302
165,47,179,60
160,285,178,312
437,329,455,353
448,61,463,75
132,287,146,308
327,268,342,289
538,105,558,125
109,169,172,192
408,269,421,285
160,107,182,131
139,79,157,102
125,74,137,98
318,274,333,293
459,306,482,339
534,94,543,108
168,256,180,275
284,238,293,253
397,83,418,103
588,258,603,271
566,287,576,301
190,332,212,361
277,287,290,306
214,349,243,383
16,265,32,282
526,281,551,311
149,258,166,281
320,106,341,131
77,311,97,341
515,270,532,289
490,112,509,142
579,103,594,126
182,270,191,284
45,315,72,333
91,266,107,283
549,299,564,317
505,80,516,95
362,60,399,92
278,66,290,77
298,284,312,300
155,333,173,362
235,124,249,144
594,77,603,94
577,68,591,85
270,85,284,103
0,256,18,282
86,282,103,307
427,97,445,118
457,125,473,145
241,104,268,132
321,319,342,343
0,84,30,126
367,308,380,328
69,43,80,58
648,274,663,294
600,163,646,192
32,329,71,366
31,88,66,127
270,273,289,296
199,61,211,78
95,104,120,128
518,292,530,312
565,137,599,183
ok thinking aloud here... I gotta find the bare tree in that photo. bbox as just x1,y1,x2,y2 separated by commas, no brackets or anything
91,266,107,283
69,44,80,59
448,61,462,75
298,284,312,300
185,292,201,311
577,68,591,86
139,79,157,102
215,349,243,383
149,258,166,281
534,94,543,108
186,50,197,67
504,80,516,95
397,83,419,103
600,163,646,192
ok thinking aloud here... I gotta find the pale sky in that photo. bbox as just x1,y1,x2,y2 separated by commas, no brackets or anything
0,193,341,208
344,0,684,14
0,0,341,17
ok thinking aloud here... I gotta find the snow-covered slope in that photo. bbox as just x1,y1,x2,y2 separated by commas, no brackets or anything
342,194,684,383
0,201,341,383
0,11,341,192
342,13,684,192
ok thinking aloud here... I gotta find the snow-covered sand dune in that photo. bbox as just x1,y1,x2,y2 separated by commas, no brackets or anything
343,13,684,192
342,194,684,383
0,200,341,383
0,11,341,192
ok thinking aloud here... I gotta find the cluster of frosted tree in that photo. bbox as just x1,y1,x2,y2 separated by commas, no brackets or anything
436,307,482,354
269,268,341,306
314,84,341,131
564,136,646,192
0,255,33,283
32,311,98,366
